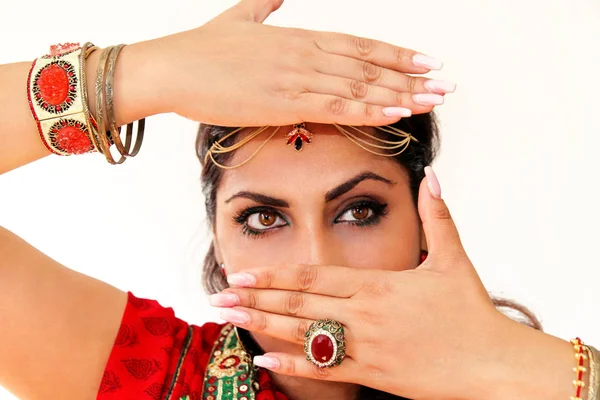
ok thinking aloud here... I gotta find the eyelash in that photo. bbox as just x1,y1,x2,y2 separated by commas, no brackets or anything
334,200,389,227
233,200,388,238
234,206,288,238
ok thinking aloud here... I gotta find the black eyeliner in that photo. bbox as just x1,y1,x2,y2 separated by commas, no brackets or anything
334,199,389,227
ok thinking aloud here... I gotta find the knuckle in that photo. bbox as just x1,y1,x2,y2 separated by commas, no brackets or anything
406,75,417,93
326,97,348,115
263,270,274,288
353,304,374,322
312,364,332,379
293,320,311,343
296,265,318,291
396,47,410,64
433,203,453,220
362,61,381,83
283,357,296,375
284,292,305,316
395,91,406,105
350,79,368,100
366,364,385,380
363,104,374,119
247,290,258,308
362,281,390,296
254,312,268,333
354,36,374,56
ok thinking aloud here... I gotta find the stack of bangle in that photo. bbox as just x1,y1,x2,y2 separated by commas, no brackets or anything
27,42,144,164
571,338,600,400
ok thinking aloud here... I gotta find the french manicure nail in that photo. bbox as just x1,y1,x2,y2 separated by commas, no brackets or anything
227,272,257,287
253,355,281,369
413,54,444,70
413,93,444,106
209,293,240,307
424,166,442,199
382,107,412,117
424,80,457,94
220,308,251,325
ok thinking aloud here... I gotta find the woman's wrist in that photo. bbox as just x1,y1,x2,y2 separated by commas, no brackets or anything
477,313,580,400
85,40,165,127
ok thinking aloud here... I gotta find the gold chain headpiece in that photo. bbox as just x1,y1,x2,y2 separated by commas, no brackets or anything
204,123,417,170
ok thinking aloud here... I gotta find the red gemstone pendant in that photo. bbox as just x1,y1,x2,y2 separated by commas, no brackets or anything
286,122,313,151
311,334,334,363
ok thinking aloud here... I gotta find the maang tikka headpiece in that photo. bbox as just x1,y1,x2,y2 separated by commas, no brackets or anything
204,123,418,170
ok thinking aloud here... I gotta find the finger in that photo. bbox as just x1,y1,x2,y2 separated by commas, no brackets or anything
227,264,372,297
213,288,348,321
226,0,284,23
314,32,443,74
294,93,421,126
219,307,361,356
219,307,314,345
418,167,466,264
253,352,361,384
313,55,456,95
307,74,438,114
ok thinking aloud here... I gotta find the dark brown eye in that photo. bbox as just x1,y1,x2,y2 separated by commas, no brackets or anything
245,210,287,232
351,207,370,220
259,211,276,227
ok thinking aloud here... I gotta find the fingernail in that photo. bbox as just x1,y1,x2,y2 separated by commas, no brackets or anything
253,355,280,369
413,93,444,106
413,54,444,70
227,272,257,287
220,308,251,324
382,107,412,117
424,166,442,199
209,293,240,307
424,80,457,94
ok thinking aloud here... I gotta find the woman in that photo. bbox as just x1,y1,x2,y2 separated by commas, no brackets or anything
0,1,597,400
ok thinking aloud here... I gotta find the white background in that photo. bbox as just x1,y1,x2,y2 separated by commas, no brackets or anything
1,0,599,398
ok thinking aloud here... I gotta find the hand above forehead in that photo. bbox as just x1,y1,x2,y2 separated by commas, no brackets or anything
152,0,455,127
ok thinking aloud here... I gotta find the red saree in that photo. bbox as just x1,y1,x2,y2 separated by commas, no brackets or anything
97,292,288,400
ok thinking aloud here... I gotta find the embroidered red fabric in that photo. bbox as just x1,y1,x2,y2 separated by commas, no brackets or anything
97,292,287,400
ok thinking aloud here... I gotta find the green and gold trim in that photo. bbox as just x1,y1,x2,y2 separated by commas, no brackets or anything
200,324,257,400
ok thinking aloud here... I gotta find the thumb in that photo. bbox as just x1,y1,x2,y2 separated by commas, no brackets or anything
418,167,466,266
225,0,285,23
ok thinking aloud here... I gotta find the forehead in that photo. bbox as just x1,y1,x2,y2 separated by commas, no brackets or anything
216,124,410,200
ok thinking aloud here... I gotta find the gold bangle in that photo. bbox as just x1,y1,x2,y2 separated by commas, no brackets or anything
94,46,125,165
79,42,100,153
587,345,599,400
104,44,145,157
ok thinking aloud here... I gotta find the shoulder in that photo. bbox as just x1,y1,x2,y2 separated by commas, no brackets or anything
98,292,226,400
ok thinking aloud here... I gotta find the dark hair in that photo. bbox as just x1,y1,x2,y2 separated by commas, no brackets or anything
195,115,541,400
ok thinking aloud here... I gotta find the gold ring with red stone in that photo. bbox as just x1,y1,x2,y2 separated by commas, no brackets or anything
304,319,346,368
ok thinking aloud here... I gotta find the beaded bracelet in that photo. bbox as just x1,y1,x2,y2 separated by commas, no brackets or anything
571,338,588,400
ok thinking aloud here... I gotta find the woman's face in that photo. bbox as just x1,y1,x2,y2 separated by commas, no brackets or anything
214,124,423,275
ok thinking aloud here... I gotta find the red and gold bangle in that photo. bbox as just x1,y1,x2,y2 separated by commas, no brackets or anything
571,338,588,400
27,43,96,156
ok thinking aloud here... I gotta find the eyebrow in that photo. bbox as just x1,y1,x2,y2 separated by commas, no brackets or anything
224,171,394,207
224,191,289,207
325,172,394,202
